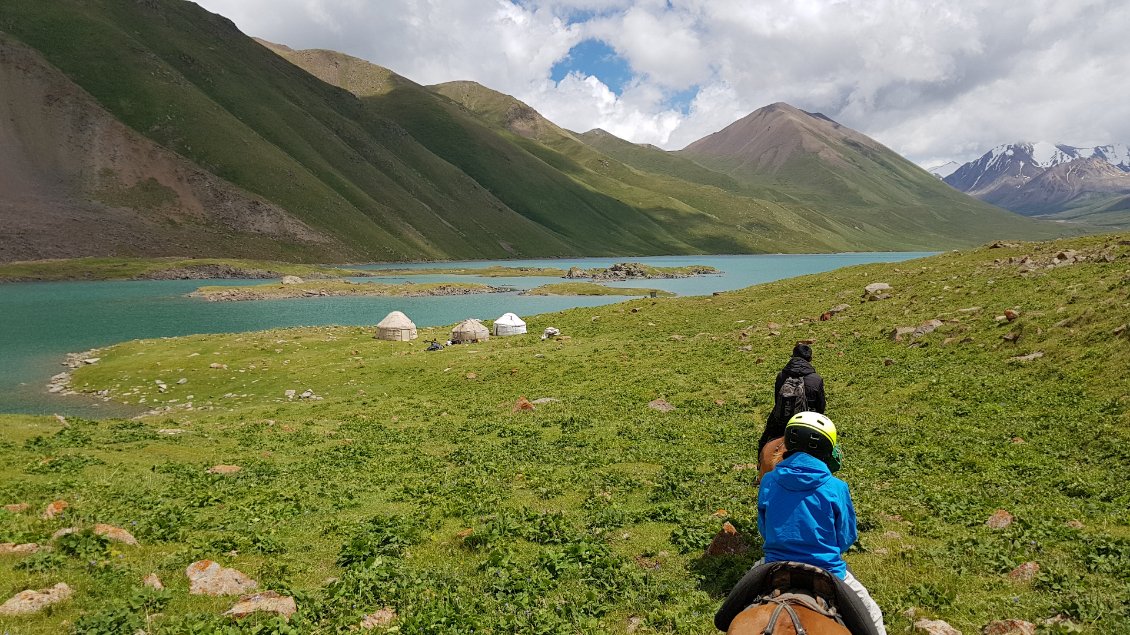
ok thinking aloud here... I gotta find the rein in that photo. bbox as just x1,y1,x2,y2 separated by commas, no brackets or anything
760,596,807,635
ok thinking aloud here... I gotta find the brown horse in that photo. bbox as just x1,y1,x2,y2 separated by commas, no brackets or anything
757,436,786,482
726,600,851,634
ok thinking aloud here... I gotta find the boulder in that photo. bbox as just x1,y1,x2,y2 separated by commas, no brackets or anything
647,399,675,412
0,543,39,555
360,607,397,629
94,523,139,546
0,583,73,616
828,303,850,315
564,267,586,279
512,396,535,412
143,573,164,590
986,509,1014,529
224,591,297,620
1008,561,1039,582
280,275,304,285
863,283,892,300
1004,309,1020,321
914,618,962,635
704,521,749,557
982,619,1036,635
1008,351,1044,363
42,499,68,519
891,326,917,342
186,560,258,596
913,319,944,337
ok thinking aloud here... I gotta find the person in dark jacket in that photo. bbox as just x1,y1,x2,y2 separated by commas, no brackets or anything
758,343,826,453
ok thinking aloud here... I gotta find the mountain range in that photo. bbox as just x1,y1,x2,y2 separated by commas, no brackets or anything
0,0,1072,263
942,142,1130,227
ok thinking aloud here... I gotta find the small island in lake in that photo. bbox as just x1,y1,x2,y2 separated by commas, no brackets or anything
521,282,675,297
374,262,719,280
190,280,510,302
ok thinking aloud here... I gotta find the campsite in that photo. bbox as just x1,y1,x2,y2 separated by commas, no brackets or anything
1,234,1126,633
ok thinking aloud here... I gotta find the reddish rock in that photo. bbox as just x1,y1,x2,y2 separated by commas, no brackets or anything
94,523,139,546
647,398,675,412
1010,437,1026,444
186,560,258,596
986,509,1014,529
0,583,73,616
704,521,749,557
207,464,242,475
1008,561,1039,582
143,573,164,590
3,503,30,514
42,500,68,519
1004,309,1020,321
914,618,961,635
982,619,1036,635
512,396,535,412
223,591,296,620
360,607,397,629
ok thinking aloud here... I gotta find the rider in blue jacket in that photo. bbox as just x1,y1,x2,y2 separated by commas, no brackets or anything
758,411,886,634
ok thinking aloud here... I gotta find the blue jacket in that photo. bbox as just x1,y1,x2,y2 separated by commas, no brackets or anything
757,451,857,579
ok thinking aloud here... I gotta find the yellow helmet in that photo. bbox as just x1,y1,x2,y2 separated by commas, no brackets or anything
785,411,837,447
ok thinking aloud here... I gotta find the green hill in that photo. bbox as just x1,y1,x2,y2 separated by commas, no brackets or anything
1,233,1127,632
0,0,1077,263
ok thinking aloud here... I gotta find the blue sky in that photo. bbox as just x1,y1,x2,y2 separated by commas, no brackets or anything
551,39,698,114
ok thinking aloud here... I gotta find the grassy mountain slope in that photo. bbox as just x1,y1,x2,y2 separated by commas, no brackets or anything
677,103,1075,247
2,233,1127,633
0,0,582,261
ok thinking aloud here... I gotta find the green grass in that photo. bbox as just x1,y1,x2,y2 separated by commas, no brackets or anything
0,257,369,282
1,235,1128,634
191,280,506,301
523,282,675,297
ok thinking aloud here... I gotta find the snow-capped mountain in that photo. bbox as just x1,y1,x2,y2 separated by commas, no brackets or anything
927,161,961,179
943,142,1130,220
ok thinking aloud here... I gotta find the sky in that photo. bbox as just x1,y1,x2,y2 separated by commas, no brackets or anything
193,0,1129,169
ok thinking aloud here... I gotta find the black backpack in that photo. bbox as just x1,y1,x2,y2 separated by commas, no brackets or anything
777,376,808,422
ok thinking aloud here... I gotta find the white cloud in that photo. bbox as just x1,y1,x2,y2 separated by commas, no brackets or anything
194,0,1130,165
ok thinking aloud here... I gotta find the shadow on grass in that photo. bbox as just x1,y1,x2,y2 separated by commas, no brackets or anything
690,548,763,599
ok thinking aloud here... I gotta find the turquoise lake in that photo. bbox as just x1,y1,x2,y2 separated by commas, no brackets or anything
0,253,931,416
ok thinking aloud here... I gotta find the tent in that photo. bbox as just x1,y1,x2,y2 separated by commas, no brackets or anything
451,318,489,343
492,312,527,336
375,311,417,341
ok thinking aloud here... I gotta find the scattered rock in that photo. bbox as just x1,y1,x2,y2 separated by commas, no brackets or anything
51,527,78,540
704,521,749,557
280,275,304,285
465,372,478,380
982,619,1036,635
209,362,228,369
530,397,559,405
913,319,944,337
3,503,30,514
1004,309,1020,321
186,560,258,596
564,266,585,279
1066,519,1084,530
1115,324,1127,336
989,241,1019,249
986,509,1014,529
863,282,892,301
828,303,850,315
540,327,560,340
94,523,139,546
914,618,962,635
1008,561,1040,582
1009,351,1044,362
0,543,39,555
177,377,188,385
958,306,982,313
207,464,242,475
224,591,297,620
42,499,68,520
360,607,397,629
627,615,643,632
299,389,316,399
284,389,296,400
1010,437,1026,444
143,573,164,590
766,322,781,330
512,396,535,412
647,398,675,412
158,428,187,435
883,358,895,366
891,326,917,342
0,583,73,616
1002,332,1020,343
669,334,684,341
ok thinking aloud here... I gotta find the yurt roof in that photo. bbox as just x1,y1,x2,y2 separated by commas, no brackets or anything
494,312,526,325
377,311,415,329
453,318,489,332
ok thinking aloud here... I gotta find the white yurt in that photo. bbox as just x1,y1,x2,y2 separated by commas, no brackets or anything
375,311,417,341
492,312,527,336
451,318,489,343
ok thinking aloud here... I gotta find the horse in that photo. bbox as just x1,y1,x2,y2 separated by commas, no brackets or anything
716,561,873,635
757,436,786,483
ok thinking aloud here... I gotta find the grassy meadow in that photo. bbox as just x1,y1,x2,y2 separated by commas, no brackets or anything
0,258,371,283
1,234,1128,633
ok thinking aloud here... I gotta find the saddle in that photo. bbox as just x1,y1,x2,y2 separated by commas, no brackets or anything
715,561,877,635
